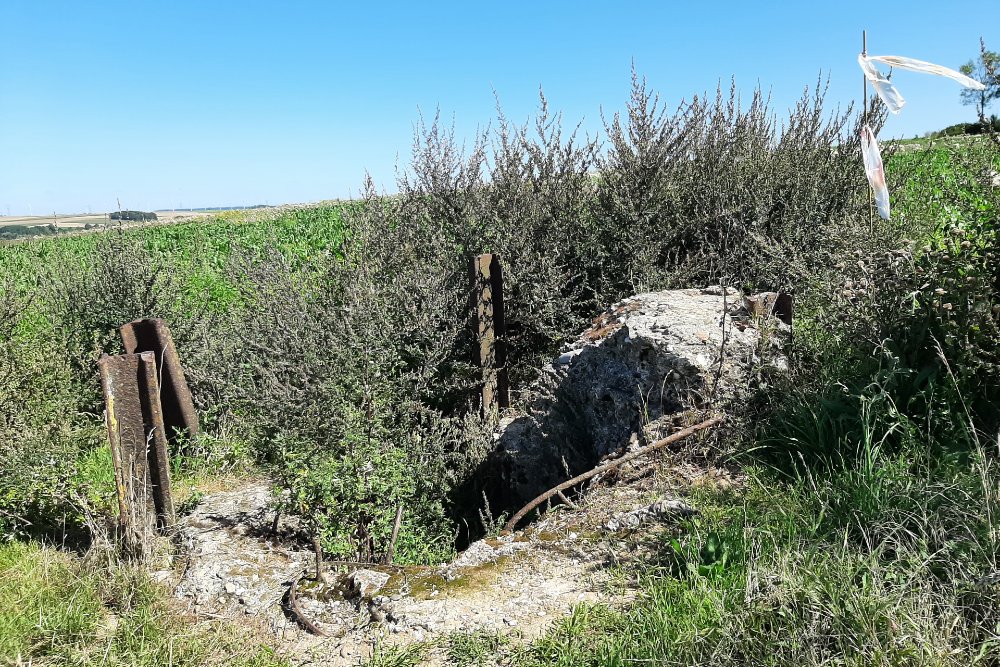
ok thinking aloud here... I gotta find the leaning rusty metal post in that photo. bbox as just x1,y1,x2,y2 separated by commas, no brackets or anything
98,352,175,539
471,253,509,420
120,318,200,445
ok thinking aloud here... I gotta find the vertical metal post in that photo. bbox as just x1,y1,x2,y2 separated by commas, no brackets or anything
471,253,509,419
98,351,175,538
863,29,873,231
137,353,175,528
120,318,200,444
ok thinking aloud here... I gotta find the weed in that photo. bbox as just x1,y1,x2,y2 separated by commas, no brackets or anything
446,630,511,666
365,640,428,667
0,541,289,666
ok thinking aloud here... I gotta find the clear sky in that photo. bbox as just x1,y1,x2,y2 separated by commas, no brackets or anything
1,1,997,215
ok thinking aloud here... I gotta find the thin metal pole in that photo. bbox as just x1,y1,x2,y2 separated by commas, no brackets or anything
863,30,873,230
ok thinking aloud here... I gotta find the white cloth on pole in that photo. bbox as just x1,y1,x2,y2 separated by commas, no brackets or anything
860,124,890,220
858,54,906,114
867,55,986,90
858,53,986,115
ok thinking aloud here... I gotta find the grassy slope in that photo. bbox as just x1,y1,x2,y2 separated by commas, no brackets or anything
0,542,289,666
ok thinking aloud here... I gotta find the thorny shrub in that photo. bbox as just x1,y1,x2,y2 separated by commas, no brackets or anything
0,279,103,539
188,237,492,562
598,75,870,295
3,73,883,558
48,229,194,414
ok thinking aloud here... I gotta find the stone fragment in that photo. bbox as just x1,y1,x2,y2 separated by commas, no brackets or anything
606,499,698,532
342,569,390,598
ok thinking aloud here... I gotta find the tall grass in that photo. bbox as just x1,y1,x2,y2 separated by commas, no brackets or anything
0,541,289,666
514,438,1000,665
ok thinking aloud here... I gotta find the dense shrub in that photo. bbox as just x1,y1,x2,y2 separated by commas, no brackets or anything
385,78,870,386
811,137,1000,440
598,76,868,295
186,236,490,561
0,280,103,539
0,73,882,560
47,229,193,414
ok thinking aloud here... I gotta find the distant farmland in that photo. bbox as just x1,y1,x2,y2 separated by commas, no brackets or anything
0,210,220,229
0,210,222,242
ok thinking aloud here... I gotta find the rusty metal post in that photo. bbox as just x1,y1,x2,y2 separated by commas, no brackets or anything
773,293,793,326
471,253,509,419
98,352,175,536
120,318,200,444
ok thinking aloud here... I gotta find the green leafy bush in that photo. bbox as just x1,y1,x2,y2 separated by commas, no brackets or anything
0,279,103,538
816,137,1000,441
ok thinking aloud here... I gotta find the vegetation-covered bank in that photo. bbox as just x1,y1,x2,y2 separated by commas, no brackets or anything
1,68,999,664
1,75,873,562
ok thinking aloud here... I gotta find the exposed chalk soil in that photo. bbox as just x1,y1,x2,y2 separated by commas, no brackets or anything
164,458,740,665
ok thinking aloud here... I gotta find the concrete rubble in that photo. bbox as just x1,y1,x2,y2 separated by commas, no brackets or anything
489,286,789,510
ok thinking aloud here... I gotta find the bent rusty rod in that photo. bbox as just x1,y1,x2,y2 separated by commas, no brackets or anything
288,574,326,636
503,416,723,532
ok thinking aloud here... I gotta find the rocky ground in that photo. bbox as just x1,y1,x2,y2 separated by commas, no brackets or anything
161,287,773,664
164,458,740,665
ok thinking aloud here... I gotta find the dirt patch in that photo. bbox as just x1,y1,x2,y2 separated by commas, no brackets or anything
165,455,741,665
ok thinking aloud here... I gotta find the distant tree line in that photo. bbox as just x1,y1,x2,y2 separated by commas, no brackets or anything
0,224,58,241
925,115,1000,139
110,210,158,222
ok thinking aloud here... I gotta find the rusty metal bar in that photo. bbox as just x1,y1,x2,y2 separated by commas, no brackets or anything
120,318,200,444
471,253,509,419
98,352,175,536
773,293,793,326
136,353,174,528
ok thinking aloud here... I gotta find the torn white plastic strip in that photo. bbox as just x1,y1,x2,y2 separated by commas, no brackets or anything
858,54,906,114
867,55,986,90
860,125,890,220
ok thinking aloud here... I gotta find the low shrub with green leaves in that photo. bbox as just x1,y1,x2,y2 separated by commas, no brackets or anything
0,278,104,539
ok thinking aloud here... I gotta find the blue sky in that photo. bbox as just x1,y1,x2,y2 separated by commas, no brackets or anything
1,1,997,215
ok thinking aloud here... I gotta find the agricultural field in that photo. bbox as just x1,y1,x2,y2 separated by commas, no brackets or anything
0,210,226,242
1,80,999,666
0,210,214,228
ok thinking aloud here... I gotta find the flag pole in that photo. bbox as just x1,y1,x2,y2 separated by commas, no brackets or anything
863,30,873,230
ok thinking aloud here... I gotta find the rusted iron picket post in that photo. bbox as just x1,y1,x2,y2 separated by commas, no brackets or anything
120,318,200,444
742,291,793,326
471,253,509,419
98,352,175,542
